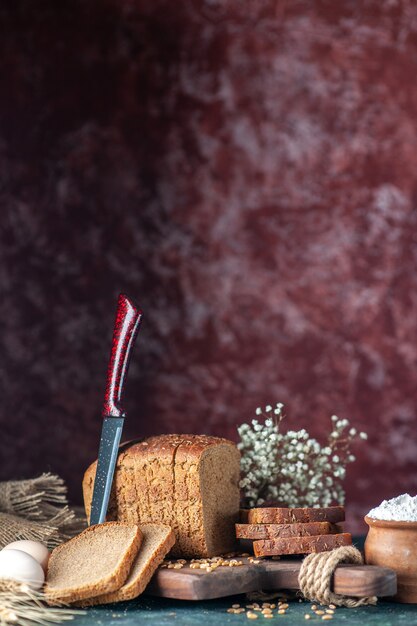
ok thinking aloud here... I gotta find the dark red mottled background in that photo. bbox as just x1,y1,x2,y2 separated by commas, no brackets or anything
1,0,417,532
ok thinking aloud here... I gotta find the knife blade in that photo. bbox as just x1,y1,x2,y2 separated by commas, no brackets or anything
89,293,142,526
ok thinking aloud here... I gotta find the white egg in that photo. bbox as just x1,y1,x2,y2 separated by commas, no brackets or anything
3,540,50,572
0,549,45,590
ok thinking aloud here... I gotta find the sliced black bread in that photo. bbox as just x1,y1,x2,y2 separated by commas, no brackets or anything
236,521,342,539
253,532,352,557
248,506,345,525
79,523,175,605
45,522,142,605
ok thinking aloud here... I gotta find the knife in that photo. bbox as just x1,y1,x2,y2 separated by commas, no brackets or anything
89,293,142,526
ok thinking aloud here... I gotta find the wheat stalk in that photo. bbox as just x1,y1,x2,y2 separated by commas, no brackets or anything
0,581,84,626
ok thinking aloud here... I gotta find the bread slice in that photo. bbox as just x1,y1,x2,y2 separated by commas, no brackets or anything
248,506,345,525
253,532,352,557
45,522,142,605
236,521,342,539
79,524,175,606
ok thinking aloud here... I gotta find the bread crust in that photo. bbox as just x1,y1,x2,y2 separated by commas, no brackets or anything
248,506,345,525
253,532,352,556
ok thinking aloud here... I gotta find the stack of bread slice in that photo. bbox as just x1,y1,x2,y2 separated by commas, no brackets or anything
45,522,175,606
236,506,352,557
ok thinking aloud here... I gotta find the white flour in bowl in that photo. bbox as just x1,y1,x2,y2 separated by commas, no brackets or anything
367,493,417,521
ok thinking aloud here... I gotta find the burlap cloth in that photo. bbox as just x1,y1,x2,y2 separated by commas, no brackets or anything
0,473,84,549
0,474,85,625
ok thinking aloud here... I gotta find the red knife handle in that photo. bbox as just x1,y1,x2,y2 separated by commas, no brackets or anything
102,294,142,418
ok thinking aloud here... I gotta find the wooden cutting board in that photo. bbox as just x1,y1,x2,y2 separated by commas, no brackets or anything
147,557,396,601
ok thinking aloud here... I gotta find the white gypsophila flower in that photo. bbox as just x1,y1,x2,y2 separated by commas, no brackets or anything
237,403,367,508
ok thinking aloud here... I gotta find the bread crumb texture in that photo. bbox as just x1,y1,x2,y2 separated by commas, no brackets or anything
45,522,142,605
79,523,175,605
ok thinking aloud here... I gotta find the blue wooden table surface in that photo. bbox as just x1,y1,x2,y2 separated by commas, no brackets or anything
71,595,417,626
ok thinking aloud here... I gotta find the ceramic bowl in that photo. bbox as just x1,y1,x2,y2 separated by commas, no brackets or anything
364,515,417,603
